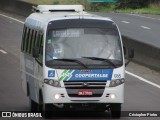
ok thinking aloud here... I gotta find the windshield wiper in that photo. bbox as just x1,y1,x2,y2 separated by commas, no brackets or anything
82,57,117,68
54,58,88,69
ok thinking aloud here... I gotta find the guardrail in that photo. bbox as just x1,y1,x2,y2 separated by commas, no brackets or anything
0,0,160,71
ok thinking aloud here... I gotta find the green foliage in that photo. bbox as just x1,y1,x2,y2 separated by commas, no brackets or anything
117,0,160,9
53,1,59,5
117,3,160,14
24,0,160,14
89,3,110,11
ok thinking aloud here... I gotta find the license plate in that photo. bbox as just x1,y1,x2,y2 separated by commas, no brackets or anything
78,90,93,96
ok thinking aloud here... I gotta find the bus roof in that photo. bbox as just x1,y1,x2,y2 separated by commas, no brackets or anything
25,5,113,30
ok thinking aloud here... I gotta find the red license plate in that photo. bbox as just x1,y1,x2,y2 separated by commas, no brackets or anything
78,90,93,96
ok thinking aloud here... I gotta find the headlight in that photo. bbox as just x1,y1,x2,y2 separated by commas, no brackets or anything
44,79,61,87
109,79,125,87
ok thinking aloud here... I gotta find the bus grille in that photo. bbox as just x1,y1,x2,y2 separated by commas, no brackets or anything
64,81,106,97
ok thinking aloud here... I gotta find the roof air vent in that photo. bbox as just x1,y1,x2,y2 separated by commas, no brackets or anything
32,5,84,13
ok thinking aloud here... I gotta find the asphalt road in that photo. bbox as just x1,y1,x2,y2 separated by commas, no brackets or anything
0,12,160,119
94,12,160,48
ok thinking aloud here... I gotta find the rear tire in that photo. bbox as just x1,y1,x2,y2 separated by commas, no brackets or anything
29,98,38,112
110,103,121,119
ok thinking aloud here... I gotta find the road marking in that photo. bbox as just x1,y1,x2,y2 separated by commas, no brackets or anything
0,14,24,24
1,13,160,89
0,49,7,54
121,21,130,24
126,71,160,89
128,14,160,21
141,26,151,30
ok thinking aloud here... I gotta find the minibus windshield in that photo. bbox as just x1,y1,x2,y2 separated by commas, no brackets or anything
45,20,123,68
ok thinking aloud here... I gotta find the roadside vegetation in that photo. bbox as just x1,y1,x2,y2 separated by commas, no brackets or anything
115,0,160,14
24,0,160,15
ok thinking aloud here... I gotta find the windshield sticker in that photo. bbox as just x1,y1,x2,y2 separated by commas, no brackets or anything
58,69,113,81
48,70,55,77
47,39,52,44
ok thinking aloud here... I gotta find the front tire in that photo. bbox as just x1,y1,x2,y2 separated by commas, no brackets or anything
29,98,38,112
29,98,43,113
43,104,55,119
110,103,121,119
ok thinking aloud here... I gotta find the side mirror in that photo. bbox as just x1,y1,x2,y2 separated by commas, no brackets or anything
32,46,39,58
125,48,134,66
128,48,134,59
123,46,126,55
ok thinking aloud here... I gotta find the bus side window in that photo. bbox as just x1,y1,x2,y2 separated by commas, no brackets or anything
25,28,31,53
35,32,43,65
33,31,38,47
23,27,29,53
39,34,43,55
28,30,34,54
30,30,35,54
21,26,27,52
37,33,41,47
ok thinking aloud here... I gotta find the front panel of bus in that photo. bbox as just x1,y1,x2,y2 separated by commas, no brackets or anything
42,19,125,104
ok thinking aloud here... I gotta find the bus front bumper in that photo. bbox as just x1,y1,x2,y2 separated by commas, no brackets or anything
43,84,124,104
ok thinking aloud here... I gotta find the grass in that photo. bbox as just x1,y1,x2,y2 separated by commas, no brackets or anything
94,3,160,15
24,0,54,5
98,4,116,12
117,5,160,15
24,0,160,15
108,4,160,15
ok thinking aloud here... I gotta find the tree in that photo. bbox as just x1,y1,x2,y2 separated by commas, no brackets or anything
118,0,160,9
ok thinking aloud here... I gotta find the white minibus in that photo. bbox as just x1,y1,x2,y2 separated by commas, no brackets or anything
20,5,134,119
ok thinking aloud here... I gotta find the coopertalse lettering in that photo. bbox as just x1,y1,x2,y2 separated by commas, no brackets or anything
75,74,108,78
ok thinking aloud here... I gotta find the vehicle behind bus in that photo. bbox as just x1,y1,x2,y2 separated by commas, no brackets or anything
20,5,134,119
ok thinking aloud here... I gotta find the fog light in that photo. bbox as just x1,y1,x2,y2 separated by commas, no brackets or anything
54,94,60,100
110,94,116,99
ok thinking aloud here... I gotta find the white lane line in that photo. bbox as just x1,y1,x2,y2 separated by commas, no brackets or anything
1,13,160,89
128,13,160,21
0,13,24,24
126,71,160,89
141,26,151,30
0,49,7,54
121,21,130,24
